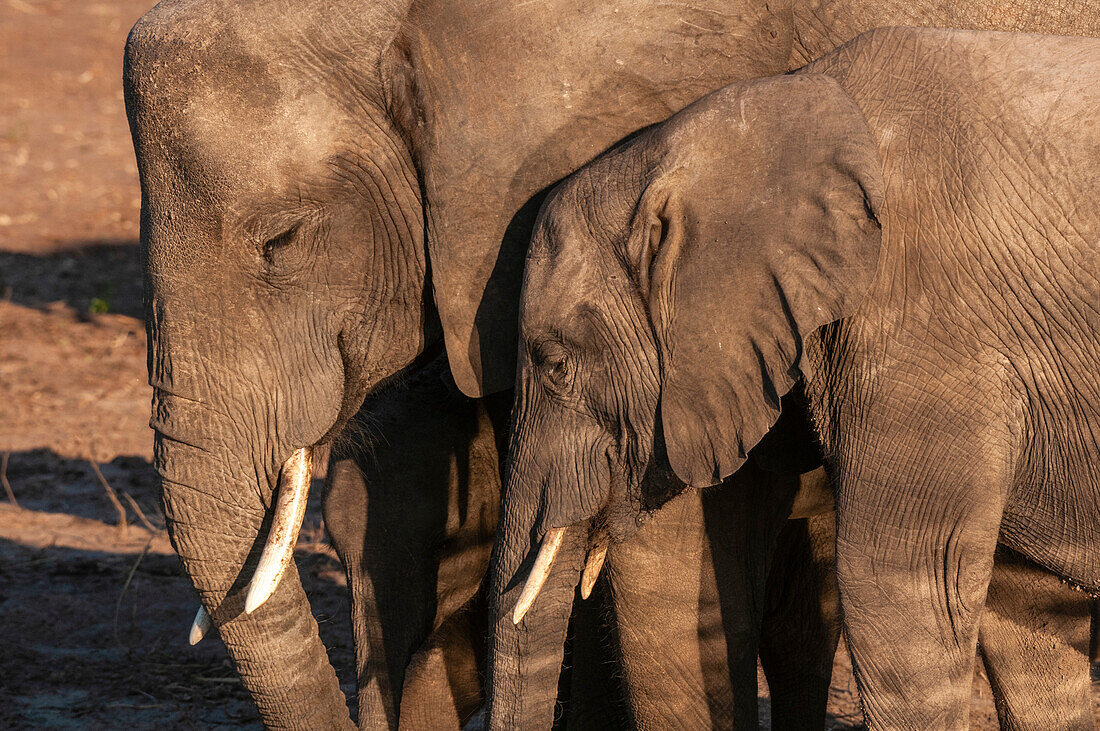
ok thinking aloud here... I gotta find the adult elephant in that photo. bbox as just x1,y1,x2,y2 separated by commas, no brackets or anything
124,0,1100,728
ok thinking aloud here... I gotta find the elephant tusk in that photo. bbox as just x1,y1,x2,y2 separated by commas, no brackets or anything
188,604,212,645
579,542,607,600
245,447,313,614
512,527,567,625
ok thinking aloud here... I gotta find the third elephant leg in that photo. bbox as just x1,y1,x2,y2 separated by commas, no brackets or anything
775,473,1095,731
980,547,1095,731
758,513,842,731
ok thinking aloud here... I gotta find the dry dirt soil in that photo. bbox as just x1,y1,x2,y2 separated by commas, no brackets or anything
0,1,1096,729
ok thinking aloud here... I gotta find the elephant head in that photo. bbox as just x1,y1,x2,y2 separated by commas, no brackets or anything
499,72,884,636
124,1,429,725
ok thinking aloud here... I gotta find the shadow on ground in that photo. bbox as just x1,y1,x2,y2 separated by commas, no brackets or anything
0,240,143,319
0,449,354,729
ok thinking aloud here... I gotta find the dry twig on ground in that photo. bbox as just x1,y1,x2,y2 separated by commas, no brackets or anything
1,451,20,508
114,537,153,647
90,460,128,532
121,489,164,533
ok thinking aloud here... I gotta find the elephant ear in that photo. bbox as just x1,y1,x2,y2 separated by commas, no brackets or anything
638,73,884,487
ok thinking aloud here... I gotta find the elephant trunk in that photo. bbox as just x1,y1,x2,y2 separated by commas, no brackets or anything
156,422,353,729
484,496,585,730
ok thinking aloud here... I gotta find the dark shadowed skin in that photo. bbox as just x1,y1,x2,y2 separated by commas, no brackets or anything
322,357,506,729
323,355,635,729
505,28,1100,729
319,351,838,729
123,0,1100,726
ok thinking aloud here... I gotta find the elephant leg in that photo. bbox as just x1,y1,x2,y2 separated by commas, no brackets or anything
608,488,746,728
324,361,503,730
758,513,841,731
1091,600,1100,663
398,601,485,731
607,458,796,729
979,548,1093,731
564,581,632,728
833,389,1009,728
326,455,441,730
837,495,1000,728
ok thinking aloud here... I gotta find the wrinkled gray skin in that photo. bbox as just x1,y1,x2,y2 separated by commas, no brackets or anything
791,475,1097,731
125,0,786,725
123,0,1100,727
321,353,837,728
506,28,1100,730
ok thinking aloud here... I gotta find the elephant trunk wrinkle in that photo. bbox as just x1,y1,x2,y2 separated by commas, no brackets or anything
245,447,313,614
158,441,350,727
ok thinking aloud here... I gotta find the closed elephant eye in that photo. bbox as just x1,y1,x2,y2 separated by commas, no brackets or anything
547,356,568,384
261,224,299,263
535,340,572,390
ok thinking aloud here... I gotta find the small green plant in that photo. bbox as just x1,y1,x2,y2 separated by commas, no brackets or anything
89,283,116,315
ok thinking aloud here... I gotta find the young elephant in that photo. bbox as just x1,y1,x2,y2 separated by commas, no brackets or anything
321,354,839,728
497,27,1100,729
326,360,1092,730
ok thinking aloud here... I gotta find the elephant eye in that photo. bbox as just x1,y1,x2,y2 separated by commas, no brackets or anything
261,224,299,263
536,341,572,390
547,357,567,382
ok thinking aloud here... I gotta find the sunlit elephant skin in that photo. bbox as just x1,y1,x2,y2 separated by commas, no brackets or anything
124,0,1100,724
787,471,1097,731
500,28,1100,730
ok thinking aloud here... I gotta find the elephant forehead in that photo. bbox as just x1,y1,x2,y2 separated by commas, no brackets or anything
178,86,349,197
523,247,607,327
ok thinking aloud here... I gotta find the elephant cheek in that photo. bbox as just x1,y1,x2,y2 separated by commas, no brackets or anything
512,413,611,534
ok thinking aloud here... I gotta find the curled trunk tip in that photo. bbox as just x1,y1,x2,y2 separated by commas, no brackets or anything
245,447,313,614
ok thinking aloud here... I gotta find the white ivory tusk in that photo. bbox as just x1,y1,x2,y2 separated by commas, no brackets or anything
579,543,607,600
188,604,212,645
512,527,567,625
245,447,312,614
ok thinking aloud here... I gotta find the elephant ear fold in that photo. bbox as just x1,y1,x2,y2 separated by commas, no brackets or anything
647,73,884,487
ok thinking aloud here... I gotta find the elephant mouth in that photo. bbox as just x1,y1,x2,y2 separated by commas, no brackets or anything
188,446,314,643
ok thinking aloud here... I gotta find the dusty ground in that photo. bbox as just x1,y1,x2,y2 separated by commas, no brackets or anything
0,0,1095,728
